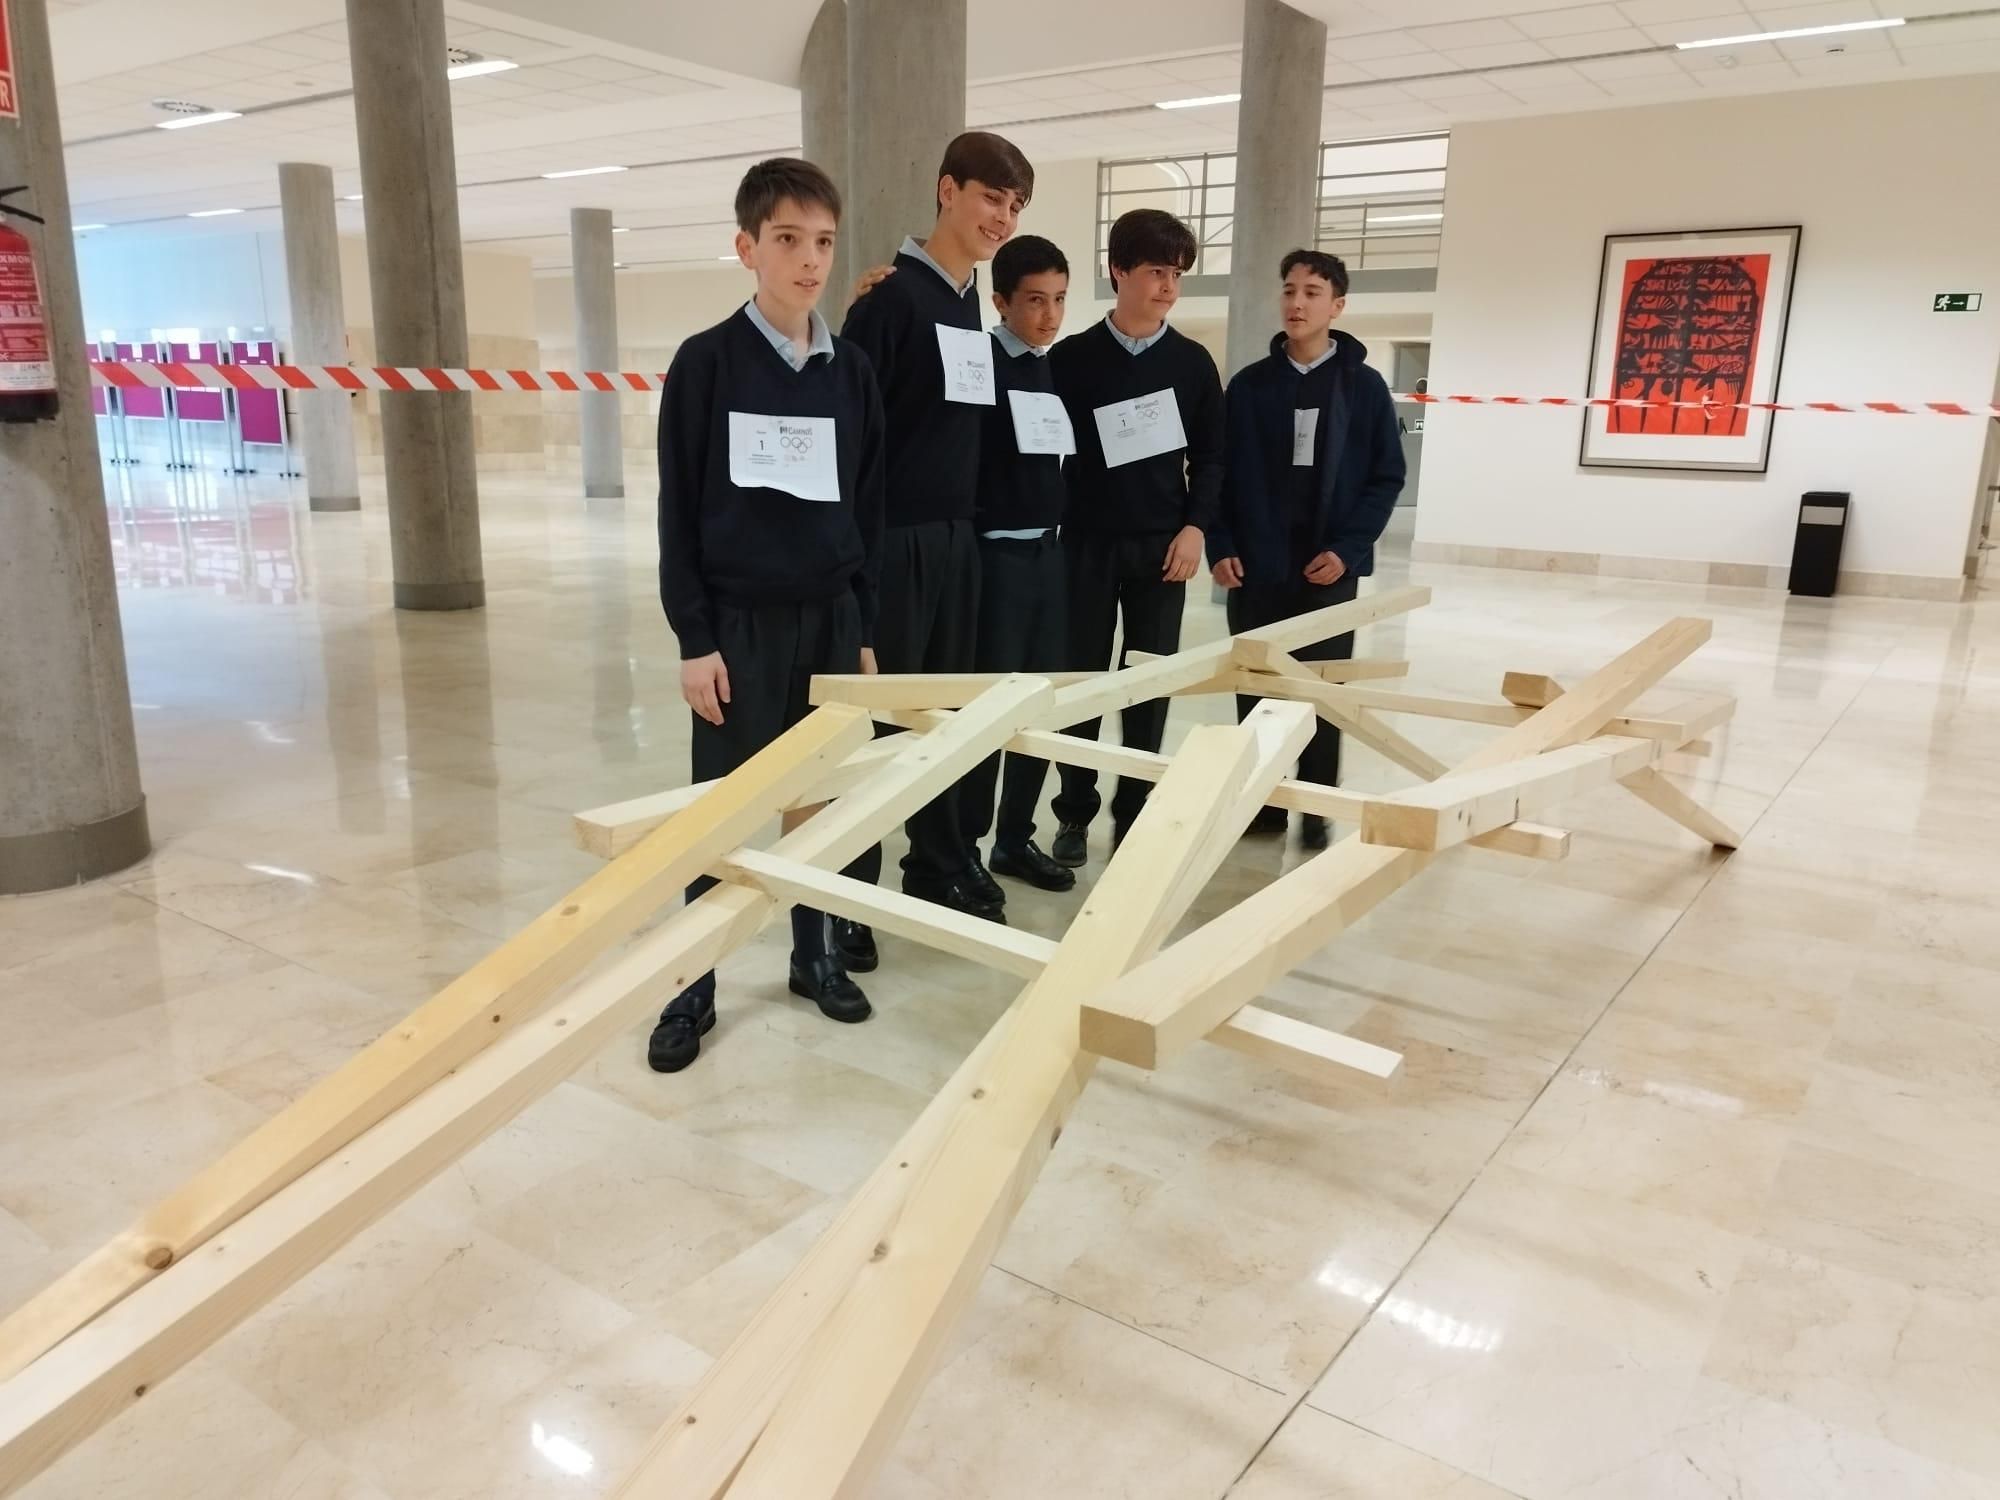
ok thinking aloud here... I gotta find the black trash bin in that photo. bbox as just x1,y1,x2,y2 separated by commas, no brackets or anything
1788,491,1849,597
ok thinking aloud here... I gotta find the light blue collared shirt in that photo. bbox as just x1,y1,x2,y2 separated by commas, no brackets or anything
991,323,1048,360
1105,314,1167,356
899,235,975,296
1287,343,1337,375
742,299,835,372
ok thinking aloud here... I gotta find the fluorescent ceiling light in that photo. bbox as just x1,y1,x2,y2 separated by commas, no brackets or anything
73,223,108,232
542,164,627,179
188,207,243,218
1372,212,1442,223
343,193,363,201
446,57,517,80
1155,92,1240,110
612,225,630,233
1676,17,1902,48
156,109,242,130
717,254,739,260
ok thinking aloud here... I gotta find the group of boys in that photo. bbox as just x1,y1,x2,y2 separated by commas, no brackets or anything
651,132,1405,1074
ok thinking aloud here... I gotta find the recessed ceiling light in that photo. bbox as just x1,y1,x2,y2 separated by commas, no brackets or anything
1676,17,1902,49
73,223,108,232
447,57,518,80
542,165,627,179
157,110,242,131
1155,92,1240,110
613,262,628,269
188,207,244,218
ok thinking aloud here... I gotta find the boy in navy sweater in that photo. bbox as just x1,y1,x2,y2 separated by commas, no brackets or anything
1047,209,1224,866
1208,250,1405,849
839,130,1034,932
961,234,1076,893
649,157,886,1075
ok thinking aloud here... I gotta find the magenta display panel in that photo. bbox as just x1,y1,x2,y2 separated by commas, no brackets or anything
231,340,286,446
168,342,225,422
115,344,166,419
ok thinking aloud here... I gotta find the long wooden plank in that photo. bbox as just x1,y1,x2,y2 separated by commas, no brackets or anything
716,707,1315,1500
1127,649,1410,683
1232,660,1452,780
715,850,1398,1081
0,705,873,1389
1283,680,1725,747
1358,735,1660,852
808,671,1098,710
1080,617,1714,1071
575,737,905,859
0,681,1055,1490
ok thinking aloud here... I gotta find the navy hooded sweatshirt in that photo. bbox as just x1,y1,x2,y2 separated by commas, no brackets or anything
1208,328,1406,581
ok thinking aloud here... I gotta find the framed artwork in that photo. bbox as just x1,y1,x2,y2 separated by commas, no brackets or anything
1580,224,1801,472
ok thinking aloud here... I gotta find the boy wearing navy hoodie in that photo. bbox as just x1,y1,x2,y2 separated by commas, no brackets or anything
1208,249,1405,849
649,157,885,1075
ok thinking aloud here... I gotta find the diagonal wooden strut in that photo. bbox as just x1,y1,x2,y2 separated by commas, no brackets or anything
625,702,1316,1500
0,705,874,1390
1079,617,1716,1072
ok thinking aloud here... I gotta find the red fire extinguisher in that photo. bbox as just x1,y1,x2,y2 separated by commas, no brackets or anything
0,185,58,424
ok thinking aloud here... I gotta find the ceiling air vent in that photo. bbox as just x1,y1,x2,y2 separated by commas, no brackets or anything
151,99,214,116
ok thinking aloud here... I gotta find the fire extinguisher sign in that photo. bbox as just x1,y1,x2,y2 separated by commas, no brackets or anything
0,0,17,121
0,229,51,394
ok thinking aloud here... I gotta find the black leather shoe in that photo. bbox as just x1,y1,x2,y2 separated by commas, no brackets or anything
902,871,1007,923
830,918,877,973
1245,805,1287,837
1051,822,1088,868
990,840,1076,892
1300,813,1330,850
647,998,715,1073
964,850,1006,908
788,955,872,1023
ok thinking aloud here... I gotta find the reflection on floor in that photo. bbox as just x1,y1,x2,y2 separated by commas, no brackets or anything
6,458,2000,1499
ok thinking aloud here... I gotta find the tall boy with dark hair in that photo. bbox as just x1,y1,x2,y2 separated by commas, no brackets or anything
961,233,1076,893
648,156,885,1075
1209,249,1405,849
839,130,1034,936
1047,207,1224,867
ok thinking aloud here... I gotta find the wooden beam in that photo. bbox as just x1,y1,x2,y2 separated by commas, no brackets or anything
1358,735,1661,852
1127,649,1409,684
1273,680,1724,748
1203,1002,1402,1082
1225,584,1431,672
574,736,905,860
1231,660,1453,780
714,706,1316,1500
809,671,1098,711
0,705,873,1390
1080,617,1715,1071
1500,671,1564,708
1498,673,1742,849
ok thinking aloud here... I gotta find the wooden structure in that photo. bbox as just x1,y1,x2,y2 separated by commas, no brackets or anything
0,586,1739,1497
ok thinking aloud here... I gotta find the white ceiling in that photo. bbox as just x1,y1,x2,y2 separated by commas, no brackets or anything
49,0,2000,274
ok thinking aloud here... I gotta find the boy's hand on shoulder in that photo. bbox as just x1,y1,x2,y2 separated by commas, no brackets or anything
681,653,731,726
859,647,878,676
851,265,896,303
1162,525,1204,583
1212,557,1244,590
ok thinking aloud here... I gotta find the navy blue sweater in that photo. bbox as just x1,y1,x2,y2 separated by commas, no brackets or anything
1209,329,1406,581
656,308,885,659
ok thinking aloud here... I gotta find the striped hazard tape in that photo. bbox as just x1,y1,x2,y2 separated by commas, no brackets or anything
85,361,2000,415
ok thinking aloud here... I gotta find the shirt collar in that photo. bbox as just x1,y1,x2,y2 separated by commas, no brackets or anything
1105,314,1167,356
1287,342,1337,375
900,235,975,296
742,299,835,371
991,323,1047,360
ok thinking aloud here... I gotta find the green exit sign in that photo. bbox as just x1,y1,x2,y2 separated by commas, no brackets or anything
1933,292,1982,312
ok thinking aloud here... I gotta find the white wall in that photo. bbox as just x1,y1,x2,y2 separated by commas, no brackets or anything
1416,75,2000,586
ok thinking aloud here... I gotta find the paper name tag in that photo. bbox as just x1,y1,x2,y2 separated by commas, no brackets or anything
1007,388,1075,456
1092,387,1187,468
727,411,839,503
935,324,996,406
1293,407,1319,467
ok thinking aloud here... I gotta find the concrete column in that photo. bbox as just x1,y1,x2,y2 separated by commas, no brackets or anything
845,0,966,285
569,207,624,499
800,0,854,325
0,0,150,892
1225,0,1328,378
277,162,360,513
345,0,483,610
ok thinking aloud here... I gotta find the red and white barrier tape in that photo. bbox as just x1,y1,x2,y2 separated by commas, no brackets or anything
85,361,1999,415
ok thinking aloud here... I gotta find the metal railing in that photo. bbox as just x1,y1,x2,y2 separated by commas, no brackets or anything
1095,134,1447,295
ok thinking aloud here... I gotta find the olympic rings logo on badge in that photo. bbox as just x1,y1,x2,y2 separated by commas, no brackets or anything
781,432,815,453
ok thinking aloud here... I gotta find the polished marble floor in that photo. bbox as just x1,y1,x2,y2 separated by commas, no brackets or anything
5,456,1999,1499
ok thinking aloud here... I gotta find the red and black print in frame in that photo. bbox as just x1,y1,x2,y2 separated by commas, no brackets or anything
1610,253,1771,436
